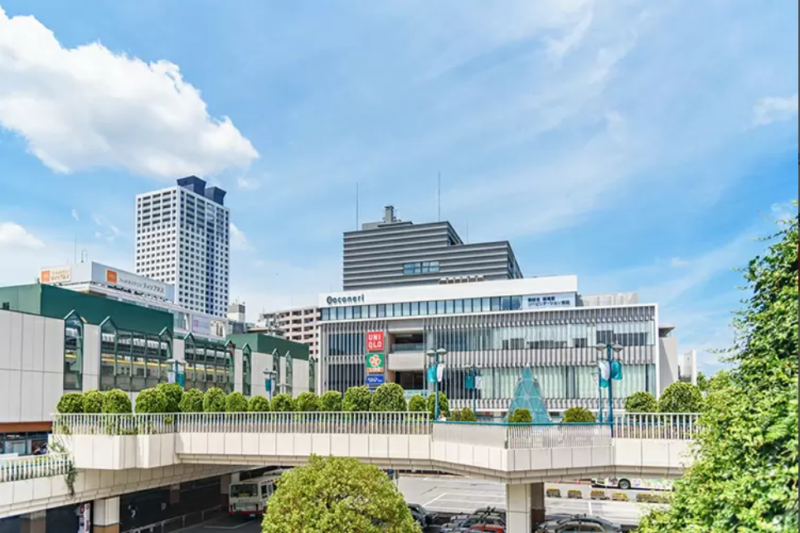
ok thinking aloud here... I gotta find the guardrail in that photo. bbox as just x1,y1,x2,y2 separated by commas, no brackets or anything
0,453,72,483
53,413,178,436
613,413,700,440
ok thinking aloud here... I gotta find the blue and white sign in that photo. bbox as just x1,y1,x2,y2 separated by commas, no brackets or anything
521,293,576,309
365,374,385,388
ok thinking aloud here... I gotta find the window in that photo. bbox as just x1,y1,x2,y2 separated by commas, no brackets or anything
284,352,293,396
402,261,440,275
183,335,234,393
242,345,252,396
99,319,170,392
63,312,83,390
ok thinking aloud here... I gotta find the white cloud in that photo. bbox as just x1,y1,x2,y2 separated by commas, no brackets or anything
546,9,594,61
669,257,689,268
230,222,252,251
0,221,44,249
0,6,258,178
70,209,79,222
91,213,121,242
237,176,262,190
752,93,799,126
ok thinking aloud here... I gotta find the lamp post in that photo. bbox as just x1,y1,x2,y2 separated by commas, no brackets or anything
263,369,275,402
463,363,481,414
166,358,185,389
426,348,447,420
595,342,623,429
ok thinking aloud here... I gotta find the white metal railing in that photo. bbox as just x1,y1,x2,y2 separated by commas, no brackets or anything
506,423,612,449
52,412,431,436
613,413,701,440
432,422,508,448
122,505,223,533
0,453,72,483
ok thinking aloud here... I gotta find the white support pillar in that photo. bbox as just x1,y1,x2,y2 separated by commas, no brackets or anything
505,482,546,533
94,496,120,533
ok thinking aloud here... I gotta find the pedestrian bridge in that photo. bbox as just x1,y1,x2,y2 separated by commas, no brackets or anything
2,412,699,530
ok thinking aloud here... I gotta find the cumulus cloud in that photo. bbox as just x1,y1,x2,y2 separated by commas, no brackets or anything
752,93,798,126
0,6,258,178
230,222,252,251
0,222,45,249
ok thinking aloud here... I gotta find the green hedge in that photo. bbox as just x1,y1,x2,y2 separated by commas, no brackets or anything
427,392,450,418
625,391,658,413
248,395,271,412
508,408,532,423
459,407,477,422
295,392,321,412
563,406,595,423
320,391,342,411
342,386,371,412
57,392,85,414
82,390,104,414
203,387,227,412
408,394,426,413
271,393,296,412
225,392,249,412
136,388,168,414
658,382,703,413
102,389,132,413
179,388,204,412
157,383,184,413
369,383,406,412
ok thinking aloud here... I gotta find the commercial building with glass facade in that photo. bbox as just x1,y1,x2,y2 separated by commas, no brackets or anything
319,276,686,412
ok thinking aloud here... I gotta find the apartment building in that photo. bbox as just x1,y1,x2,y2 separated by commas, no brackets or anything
255,306,320,360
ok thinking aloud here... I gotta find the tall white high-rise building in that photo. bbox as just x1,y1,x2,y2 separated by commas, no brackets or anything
135,176,230,317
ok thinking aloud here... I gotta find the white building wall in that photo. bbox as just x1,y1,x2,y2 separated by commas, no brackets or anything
250,351,274,398
82,324,101,392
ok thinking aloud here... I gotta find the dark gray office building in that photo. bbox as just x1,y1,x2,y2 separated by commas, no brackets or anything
343,206,523,290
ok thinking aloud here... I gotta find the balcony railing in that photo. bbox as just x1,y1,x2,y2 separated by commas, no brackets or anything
0,453,72,483
613,413,700,440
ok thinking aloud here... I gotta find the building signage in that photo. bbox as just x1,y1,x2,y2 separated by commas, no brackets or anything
365,352,384,374
521,293,576,309
191,315,211,336
366,331,384,352
77,502,91,533
104,268,168,299
365,374,385,388
40,266,72,284
326,294,365,306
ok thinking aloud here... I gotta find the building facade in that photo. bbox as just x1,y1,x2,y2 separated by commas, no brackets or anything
318,276,684,413
135,176,230,317
254,306,320,360
343,205,523,291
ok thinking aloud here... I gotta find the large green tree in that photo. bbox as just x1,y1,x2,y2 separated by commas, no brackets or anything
262,455,420,533
640,211,798,533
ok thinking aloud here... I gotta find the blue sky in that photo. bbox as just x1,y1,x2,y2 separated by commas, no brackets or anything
0,0,796,373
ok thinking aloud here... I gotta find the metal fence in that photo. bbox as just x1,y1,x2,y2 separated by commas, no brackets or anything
612,413,701,440
121,505,223,533
0,453,72,483
506,423,612,449
52,413,178,436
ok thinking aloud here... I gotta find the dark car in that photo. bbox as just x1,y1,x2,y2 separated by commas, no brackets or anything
535,514,621,532
407,503,437,528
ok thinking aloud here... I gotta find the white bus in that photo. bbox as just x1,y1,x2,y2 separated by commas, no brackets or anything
229,471,287,516
592,476,673,491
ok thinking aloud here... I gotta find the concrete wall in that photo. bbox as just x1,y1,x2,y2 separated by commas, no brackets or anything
658,337,679,395
82,324,101,392
0,310,64,423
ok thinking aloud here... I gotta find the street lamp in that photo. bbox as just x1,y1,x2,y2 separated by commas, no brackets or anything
463,363,481,415
426,348,447,420
263,369,276,402
595,342,623,427
166,358,186,389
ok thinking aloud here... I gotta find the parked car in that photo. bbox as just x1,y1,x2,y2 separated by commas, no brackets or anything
441,508,506,533
467,525,505,532
535,514,621,532
407,503,437,528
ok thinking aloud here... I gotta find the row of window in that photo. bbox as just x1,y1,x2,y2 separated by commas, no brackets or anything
402,261,440,275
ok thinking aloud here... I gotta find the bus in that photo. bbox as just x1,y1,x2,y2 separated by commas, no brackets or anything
229,470,287,516
592,476,673,491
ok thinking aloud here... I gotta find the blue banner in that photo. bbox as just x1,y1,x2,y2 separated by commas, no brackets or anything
427,366,437,384
365,375,385,388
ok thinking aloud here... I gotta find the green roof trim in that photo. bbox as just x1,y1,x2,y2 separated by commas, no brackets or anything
226,333,310,361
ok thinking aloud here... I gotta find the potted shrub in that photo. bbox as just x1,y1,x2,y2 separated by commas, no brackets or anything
546,488,561,498
567,489,583,499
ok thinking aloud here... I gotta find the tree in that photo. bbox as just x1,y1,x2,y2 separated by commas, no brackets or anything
639,210,799,533
343,386,371,412
508,408,533,423
451,409,463,421
427,392,450,419
203,387,227,412
179,388,204,412
57,392,84,414
271,393,296,412
296,392,321,412
135,388,168,413
262,455,420,533
248,395,271,412
625,391,658,413
157,383,183,413
225,391,249,412
696,372,709,392
369,383,407,412
82,390,104,413
320,391,342,411
658,382,703,413
563,407,595,423
102,389,132,413
407,394,427,413
460,407,477,422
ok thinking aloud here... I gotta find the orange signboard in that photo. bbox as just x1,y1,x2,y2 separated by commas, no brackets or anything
106,269,118,284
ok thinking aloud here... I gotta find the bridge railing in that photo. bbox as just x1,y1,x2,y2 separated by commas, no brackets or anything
0,453,72,483
613,413,700,440
506,423,612,449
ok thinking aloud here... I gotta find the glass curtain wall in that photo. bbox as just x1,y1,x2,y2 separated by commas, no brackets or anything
99,318,170,391
183,335,234,392
63,311,83,390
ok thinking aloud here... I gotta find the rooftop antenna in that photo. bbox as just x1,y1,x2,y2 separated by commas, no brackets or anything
437,172,441,222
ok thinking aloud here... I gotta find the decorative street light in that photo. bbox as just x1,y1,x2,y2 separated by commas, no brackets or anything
463,363,481,415
263,369,276,401
426,348,448,420
166,358,186,389
595,342,623,428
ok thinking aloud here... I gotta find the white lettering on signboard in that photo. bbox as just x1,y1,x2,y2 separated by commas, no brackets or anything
521,293,575,309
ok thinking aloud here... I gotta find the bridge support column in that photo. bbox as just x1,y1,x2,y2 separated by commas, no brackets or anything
20,510,46,533
94,496,120,533
505,482,546,533
220,473,240,508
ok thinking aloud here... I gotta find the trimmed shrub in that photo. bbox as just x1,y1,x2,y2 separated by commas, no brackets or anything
203,387,227,413
568,489,583,499
563,406,596,423
369,383,407,412
451,409,463,421
460,407,477,422
57,392,85,414
591,490,608,500
271,393,296,412
427,392,450,419
658,382,703,413
612,492,629,502
546,488,561,498
296,392,321,412
102,389,132,413
136,388,168,413
320,391,342,412
157,383,184,413
179,388,204,413
408,394,427,413
625,391,658,413
342,386,371,412
82,390,104,413
508,408,533,423
225,392,249,412
248,395,271,412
